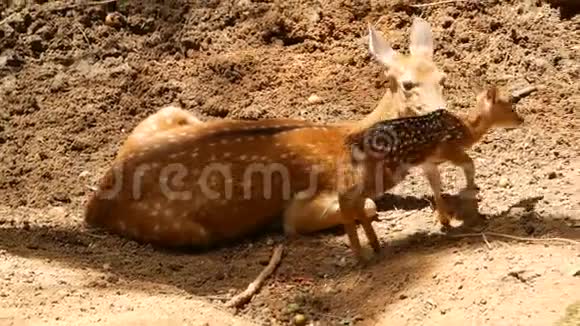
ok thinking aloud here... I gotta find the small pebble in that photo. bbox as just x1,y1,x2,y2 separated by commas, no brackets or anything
498,177,510,188
105,12,126,28
307,94,323,104
293,314,307,326
335,257,347,268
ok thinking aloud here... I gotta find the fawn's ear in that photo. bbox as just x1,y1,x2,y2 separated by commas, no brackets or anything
485,86,498,104
409,17,434,58
368,23,397,68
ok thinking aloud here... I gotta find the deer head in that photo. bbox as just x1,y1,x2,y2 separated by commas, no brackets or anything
477,87,524,128
368,17,447,117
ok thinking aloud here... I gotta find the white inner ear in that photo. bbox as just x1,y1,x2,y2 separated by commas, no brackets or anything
409,17,434,58
368,24,397,68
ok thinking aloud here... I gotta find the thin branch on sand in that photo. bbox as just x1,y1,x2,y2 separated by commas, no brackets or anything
511,86,538,102
449,232,580,246
225,244,284,308
410,0,471,8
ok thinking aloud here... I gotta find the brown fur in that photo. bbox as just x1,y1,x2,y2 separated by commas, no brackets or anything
85,87,521,261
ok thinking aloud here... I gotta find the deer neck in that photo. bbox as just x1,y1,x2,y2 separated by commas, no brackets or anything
356,88,405,132
462,109,493,146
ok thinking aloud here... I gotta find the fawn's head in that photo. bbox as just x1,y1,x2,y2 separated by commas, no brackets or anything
476,87,524,128
368,18,447,115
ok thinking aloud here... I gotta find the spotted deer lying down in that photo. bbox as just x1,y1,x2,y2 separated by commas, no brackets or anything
84,86,523,261
104,17,451,234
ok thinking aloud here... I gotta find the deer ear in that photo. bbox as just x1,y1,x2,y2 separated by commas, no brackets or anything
368,23,397,68
486,86,498,104
409,17,434,58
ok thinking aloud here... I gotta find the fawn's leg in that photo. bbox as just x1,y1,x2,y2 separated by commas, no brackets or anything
443,149,483,223
283,192,378,235
444,150,479,192
338,188,381,261
422,163,453,227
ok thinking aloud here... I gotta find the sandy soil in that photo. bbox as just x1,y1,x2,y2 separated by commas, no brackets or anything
1,0,579,325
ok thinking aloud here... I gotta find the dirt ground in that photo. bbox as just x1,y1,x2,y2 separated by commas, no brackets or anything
1,0,579,325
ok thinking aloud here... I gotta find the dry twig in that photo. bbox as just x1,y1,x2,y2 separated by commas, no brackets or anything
0,13,18,27
76,24,92,47
410,0,470,8
450,232,580,246
511,86,538,102
85,232,107,239
225,244,284,308
203,295,230,301
50,0,117,12
481,232,492,249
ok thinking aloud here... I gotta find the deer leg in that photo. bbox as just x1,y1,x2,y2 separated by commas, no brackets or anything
338,187,380,262
422,163,453,228
283,192,378,235
446,150,479,194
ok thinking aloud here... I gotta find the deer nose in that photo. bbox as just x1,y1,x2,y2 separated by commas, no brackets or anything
401,80,415,91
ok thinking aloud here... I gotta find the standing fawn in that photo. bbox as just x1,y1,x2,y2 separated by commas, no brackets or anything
106,18,451,236
84,86,521,261
413,86,523,226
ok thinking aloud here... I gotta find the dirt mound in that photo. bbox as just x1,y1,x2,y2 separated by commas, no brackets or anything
0,0,578,325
